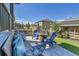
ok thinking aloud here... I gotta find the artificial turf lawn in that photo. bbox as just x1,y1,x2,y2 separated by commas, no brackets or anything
54,37,79,55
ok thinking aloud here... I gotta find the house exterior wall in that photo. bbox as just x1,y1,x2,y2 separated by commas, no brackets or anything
31,24,39,33
42,21,50,29
0,4,9,31
2,4,9,30
35,20,53,35
0,4,13,32
39,22,42,26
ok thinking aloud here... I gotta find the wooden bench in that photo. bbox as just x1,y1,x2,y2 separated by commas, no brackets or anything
0,30,15,56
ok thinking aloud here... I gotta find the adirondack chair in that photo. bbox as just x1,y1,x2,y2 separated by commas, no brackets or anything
12,33,26,56
32,30,39,40
42,32,56,47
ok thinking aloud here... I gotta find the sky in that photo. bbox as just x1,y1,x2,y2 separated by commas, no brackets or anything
14,3,79,24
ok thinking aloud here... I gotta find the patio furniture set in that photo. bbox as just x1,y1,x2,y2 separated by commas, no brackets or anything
0,30,56,56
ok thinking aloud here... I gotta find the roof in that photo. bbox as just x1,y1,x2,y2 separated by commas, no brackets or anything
32,24,38,26
39,19,53,22
61,18,79,26
35,18,54,24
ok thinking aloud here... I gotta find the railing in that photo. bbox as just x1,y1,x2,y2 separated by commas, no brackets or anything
68,32,79,39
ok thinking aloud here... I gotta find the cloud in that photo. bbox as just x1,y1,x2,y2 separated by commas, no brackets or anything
15,18,34,24
15,18,28,24
56,18,65,22
57,19,64,22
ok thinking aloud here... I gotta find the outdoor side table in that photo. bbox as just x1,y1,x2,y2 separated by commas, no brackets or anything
39,33,47,42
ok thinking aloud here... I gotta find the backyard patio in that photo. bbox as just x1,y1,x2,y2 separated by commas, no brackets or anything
0,3,79,56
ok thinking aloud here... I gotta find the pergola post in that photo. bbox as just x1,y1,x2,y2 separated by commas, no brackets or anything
10,3,15,30
0,4,1,31
74,28,76,39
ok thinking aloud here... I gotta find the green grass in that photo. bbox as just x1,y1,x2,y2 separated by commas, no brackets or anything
54,37,79,55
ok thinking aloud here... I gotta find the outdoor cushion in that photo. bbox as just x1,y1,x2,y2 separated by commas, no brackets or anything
12,33,26,56
12,34,19,46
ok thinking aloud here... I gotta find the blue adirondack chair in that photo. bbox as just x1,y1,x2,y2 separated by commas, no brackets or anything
12,34,19,46
42,32,56,47
32,30,39,40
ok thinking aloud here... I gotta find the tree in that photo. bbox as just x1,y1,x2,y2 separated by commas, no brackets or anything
51,21,61,34
25,22,30,29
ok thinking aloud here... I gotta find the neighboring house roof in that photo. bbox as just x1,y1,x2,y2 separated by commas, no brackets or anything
35,18,53,24
31,24,38,26
61,18,79,26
